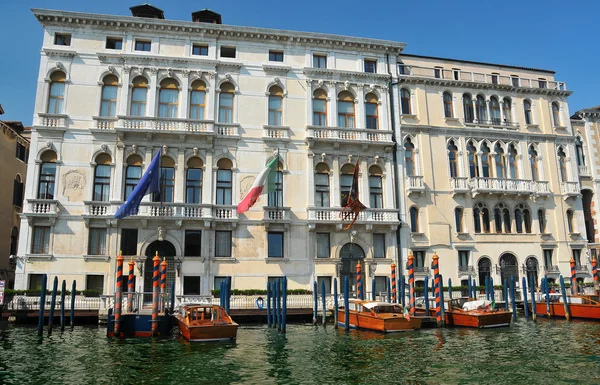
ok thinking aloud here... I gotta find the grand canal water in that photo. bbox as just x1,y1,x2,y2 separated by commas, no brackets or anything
1,319,600,384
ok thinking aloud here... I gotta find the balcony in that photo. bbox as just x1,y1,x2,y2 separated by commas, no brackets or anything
91,117,117,131
307,207,399,229
115,116,216,136
406,176,425,195
450,177,470,195
212,205,239,222
458,265,475,276
543,265,560,274
306,125,393,149
465,119,519,130
263,125,290,142
25,199,59,218
560,181,581,198
262,206,291,227
399,65,568,93
413,266,430,276
36,113,68,130
87,201,211,220
469,177,549,196
575,264,589,274
215,123,240,138
578,165,591,178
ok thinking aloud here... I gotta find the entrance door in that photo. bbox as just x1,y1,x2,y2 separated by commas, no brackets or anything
339,243,365,296
499,253,519,286
478,257,491,287
144,240,176,302
525,256,539,287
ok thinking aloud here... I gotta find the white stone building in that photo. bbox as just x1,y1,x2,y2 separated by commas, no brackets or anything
16,6,404,296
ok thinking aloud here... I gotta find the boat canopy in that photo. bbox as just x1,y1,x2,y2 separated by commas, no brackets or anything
462,300,492,311
362,302,395,309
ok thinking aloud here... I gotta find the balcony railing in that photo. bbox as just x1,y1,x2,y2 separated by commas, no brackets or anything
458,266,475,275
83,201,114,216
212,205,238,221
263,207,291,222
465,119,520,130
263,125,290,140
544,265,560,274
451,177,470,194
560,181,580,196
307,207,399,225
36,113,67,128
115,116,215,134
26,199,58,216
469,177,549,195
92,117,117,130
575,264,589,273
399,65,567,91
578,165,590,178
413,266,430,276
215,123,240,137
306,126,393,145
406,175,425,194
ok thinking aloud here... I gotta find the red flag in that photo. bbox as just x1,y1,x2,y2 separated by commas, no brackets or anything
340,157,366,230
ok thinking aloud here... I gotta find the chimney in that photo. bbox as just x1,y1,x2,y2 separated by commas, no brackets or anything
191,9,222,24
129,3,165,19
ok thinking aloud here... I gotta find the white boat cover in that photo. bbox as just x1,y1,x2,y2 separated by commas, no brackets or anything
462,300,492,311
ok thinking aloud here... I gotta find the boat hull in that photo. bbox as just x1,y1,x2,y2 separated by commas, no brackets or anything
534,302,600,320
107,313,173,338
445,311,512,328
175,315,238,341
337,309,422,332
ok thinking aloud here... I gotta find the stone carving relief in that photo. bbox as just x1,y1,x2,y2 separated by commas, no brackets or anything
158,226,166,241
62,169,86,202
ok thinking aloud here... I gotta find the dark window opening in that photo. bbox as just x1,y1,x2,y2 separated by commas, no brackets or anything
185,230,202,256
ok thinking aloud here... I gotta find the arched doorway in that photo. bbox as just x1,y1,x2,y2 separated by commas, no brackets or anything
478,257,491,288
582,190,595,243
525,256,539,287
144,240,176,301
499,253,519,286
339,243,365,295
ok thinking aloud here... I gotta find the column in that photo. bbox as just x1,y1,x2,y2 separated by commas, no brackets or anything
360,157,369,206
498,99,504,125
356,87,365,129
379,88,390,131
147,68,159,117
179,71,190,119
112,143,125,202
306,80,313,126
384,155,394,209
203,150,214,205
477,151,484,178
175,147,185,203
531,102,538,126
119,67,131,116
307,153,315,207
472,98,478,123
328,83,337,127
491,151,498,179
332,155,340,207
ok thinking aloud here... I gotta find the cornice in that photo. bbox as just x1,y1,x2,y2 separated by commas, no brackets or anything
399,75,572,97
263,64,291,74
43,48,77,57
303,67,390,84
97,52,218,67
33,9,405,54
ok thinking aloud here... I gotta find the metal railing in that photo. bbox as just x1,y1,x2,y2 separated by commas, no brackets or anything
5,295,102,311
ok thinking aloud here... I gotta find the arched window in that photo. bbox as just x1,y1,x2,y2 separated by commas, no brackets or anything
567,209,574,233
151,156,175,203
507,144,518,179
130,76,148,117
365,93,378,129
455,207,464,232
481,143,491,178
503,207,511,233
124,154,143,200
538,209,546,233
312,89,327,126
216,158,233,205
575,136,585,167
340,163,355,206
494,203,511,233
467,140,479,178
47,71,66,114
337,91,355,128
443,92,453,118
38,150,57,199
519,204,532,233
502,97,512,124
93,153,112,201
476,95,487,122
13,174,23,207
268,85,283,126
447,140,458,178
189,79,206,120
495,143,506,179
489,96,500,124
369,165,383,208
524,100,532,125
315,163,330,207
268,161,283,206
473,202,490,233
158,78,179,118
404,137,415,177
186,157,203,204
410,207,419,232
400,88,411,115
100,75,118,117
552,102,561,127
558,146,568,182
219,82,235,123
10,227,18,257
515,206,523,233
529,145,539,181
494,206,503,233
463,94,474,123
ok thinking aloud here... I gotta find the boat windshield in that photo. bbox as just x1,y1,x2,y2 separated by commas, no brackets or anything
372,305,404,314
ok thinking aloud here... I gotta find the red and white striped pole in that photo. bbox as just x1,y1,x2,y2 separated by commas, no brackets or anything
408,253,415,316
114,251,124,337
391,263,397,303
592,254,598,295
127,257,135,313
433,252,442,326
570,257,577,295
151,251,160,336
160,258,168,313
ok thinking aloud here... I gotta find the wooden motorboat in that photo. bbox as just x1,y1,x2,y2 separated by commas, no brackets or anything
444,298,511,328
174,304,238,342
414,296,447,317
337,299,422,332
533,293,600,320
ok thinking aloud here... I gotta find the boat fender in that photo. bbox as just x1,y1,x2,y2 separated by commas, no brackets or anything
256,297,265,310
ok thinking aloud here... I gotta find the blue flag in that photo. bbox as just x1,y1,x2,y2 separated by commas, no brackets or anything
114,151,161,219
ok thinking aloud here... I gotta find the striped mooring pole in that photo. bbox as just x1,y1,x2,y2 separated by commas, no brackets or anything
391,263,397,303
151,251,160,336
160,258,168,312
114,252,124,337
570,257,577,295
408,253,415,316
433,252,442,326
592,255,599,295
127,258,135,313
356,261,363,300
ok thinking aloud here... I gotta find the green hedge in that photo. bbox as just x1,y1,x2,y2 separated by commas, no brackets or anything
4,289,101,297
210,289,312,297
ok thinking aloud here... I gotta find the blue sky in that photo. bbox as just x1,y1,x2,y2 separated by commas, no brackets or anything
1,0,597,124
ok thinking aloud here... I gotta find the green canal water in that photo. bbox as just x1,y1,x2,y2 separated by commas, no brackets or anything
1,320,600,385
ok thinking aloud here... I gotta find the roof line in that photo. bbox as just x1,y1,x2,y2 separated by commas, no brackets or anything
399,53,555,74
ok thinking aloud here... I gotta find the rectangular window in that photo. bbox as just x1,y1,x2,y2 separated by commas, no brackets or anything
316,233,330,258
317,276,332,295
185,230,202,256
313,54,327,69
543,249,553,267
369,176,383,208
572,249,581,266
398,64,407,75
267,171,283,207
538,79,547,89
453,69,460,81
215,231,232,258
220,46,236,58
120,228,138,256
31,226,50,254
38,162,56,199
214,276,227,290
268,276,283,291
268,232,284,258
16,142,28,162
458,250,469,267
374,276,388,295
413,250,425,268
106,37,123,50
216,169,232,205
13,178,23,207
28,274,44,290
218,93,233,123
124,166,142,200
192,44,208,56
135,40,151,52
152,167,174,203
490,73,499,84
86,275,104,293
88,228,107,255
183,276,201,295
364,59,376,73
434,67,442,79
373,234,385,258
315,173,330,207
54,33,71,46
269,50,284,62
511,76,519,87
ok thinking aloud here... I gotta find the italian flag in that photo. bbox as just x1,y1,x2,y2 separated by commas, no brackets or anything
237,156,279,214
